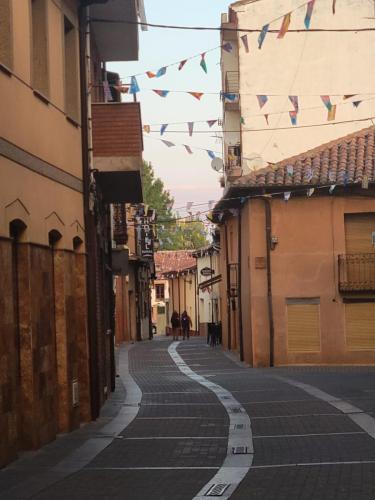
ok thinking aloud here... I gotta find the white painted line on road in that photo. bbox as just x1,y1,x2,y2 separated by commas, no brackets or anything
122,436,227,440
250,459,375,469
278,376,375,441
168,342,253,500
87,466,220,470
252,431,365,439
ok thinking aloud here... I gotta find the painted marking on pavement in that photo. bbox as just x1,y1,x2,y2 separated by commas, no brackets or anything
168,342,253,500
278,376,375,440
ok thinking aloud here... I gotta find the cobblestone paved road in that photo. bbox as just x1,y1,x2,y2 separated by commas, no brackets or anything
1,337,375,499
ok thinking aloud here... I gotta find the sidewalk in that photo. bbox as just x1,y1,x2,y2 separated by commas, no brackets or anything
1,337,375,499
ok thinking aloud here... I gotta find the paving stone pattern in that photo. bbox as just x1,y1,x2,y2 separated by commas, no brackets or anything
1,337,375,499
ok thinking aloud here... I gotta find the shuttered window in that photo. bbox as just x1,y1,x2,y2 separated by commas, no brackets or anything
287,302,321,352
345,213,375,254
345,302,375,350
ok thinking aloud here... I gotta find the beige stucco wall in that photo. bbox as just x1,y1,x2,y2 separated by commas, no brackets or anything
196,253,221,324
224,0,375,165
245,195,375,366
1,0,84,249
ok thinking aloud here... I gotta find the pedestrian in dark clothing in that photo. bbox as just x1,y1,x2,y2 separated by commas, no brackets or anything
181,310,192,340
171,311,180,341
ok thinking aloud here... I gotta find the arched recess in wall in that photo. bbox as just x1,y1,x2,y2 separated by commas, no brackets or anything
5,199,30,242
9,218,28,380
45,212,65,249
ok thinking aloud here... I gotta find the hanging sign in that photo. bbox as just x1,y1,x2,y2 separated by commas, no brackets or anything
201,267,215,277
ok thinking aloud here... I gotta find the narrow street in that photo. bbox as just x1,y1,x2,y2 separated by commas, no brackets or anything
1,338,375,499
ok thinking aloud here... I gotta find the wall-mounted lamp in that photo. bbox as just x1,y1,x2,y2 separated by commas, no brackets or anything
271,236,278,251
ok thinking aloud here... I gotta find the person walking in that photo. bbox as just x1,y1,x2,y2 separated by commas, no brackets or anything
171,311,180,341
181,310,192,340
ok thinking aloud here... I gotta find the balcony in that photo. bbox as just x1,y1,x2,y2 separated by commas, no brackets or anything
224,71,239,110
338,254,375,293
92,102,143,203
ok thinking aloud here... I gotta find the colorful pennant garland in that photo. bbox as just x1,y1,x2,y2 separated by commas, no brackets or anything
222,42,233,53
207,120,217,128
178,59,187,71
156,67,167,78
264,114,269,125
353,101,362,108
278,13,291,39
188,122,194,136
189,92,204,101
184,145,193,154
289,111,298,126
327,104,337,121
289,95,299,112
258,24,269,49
304,0,316,29
161,140,175,147
146,71,156,78
257,95,268,108
160,124,168,135
321,95,333,111
241,35,249,53
200,53,208,74
207,151,216,160
130,76,140,94
153,89,170,98
222,93,237,102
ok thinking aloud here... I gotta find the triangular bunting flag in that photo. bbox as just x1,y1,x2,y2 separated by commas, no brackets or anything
160,124,168,135
146,71,156,78
240,117,245,125
304,0,315,29
222,42,233,53
200,53,208,73
130,76,140,94
332,0,337,14
178,59,187,71
257,95,268,108
103,81,113,101
189,92,204,100
156,67,167,77
207,150,216,160
240,35,249,53
329,184,336,194
207,120,217,128
143,125,150,134
321,95,332,111
327,104,337,121
153,89,169,98
307,188,315,197
289,111,298,126
188,122,194,136
289,95,299,112
184,145,193,154
284,191,291,201
264,114,269,125
161,140,175,147
343,95,356,100
258,24,269,49
353,101,362,108
222,93,237,101
278,13,291,39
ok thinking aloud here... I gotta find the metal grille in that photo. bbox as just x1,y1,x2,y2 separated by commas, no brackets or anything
205,484,230,497
339,253,375,292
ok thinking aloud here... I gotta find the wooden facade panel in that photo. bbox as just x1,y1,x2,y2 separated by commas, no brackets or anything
345,303,375,350
345,213,375,253
287,304,321,352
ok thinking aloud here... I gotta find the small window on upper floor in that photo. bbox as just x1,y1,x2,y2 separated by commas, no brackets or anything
0,0,12,69
64,16,79,121
31,0,49,97
156,284,165,300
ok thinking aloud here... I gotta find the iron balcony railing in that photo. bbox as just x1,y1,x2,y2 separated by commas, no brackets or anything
338,253,375,292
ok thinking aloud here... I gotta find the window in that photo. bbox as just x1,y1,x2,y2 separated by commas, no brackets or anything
155,284,165,300
31,0,49,97
63,16,79,120
287,299,321,353
0,0,12,68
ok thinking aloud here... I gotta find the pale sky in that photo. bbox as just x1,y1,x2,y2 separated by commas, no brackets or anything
109,0,230,215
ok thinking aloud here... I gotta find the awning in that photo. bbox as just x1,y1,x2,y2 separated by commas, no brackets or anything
95,171,143,204
198,274,222,290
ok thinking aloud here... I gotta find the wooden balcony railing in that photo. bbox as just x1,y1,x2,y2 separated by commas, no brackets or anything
338,253,375,292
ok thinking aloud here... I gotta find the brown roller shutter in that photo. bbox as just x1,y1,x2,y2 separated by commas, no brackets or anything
345,213,375,254
287,304,321,352
345,302,375,350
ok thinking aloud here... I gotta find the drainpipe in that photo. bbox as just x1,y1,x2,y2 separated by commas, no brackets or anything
78,5,100,420
264,198,275,367
238,210,244,362
224,223,232,350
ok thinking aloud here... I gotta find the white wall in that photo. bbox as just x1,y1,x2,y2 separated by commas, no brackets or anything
223,0,375,165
